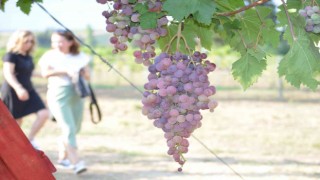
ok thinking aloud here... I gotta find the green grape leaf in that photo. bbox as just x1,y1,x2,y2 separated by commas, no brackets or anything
215,0,244,11
134,3,164,29
239,7,273,44
139,12,164,29
214,19,240,43
232,48,267,90
277,4,304,27
261,19,280,48
157,24,193,54
1,0,9,11
283,17,309,45
163,0,197,21
286,0,302,10
228,34,247,54
184,20,214,50
309,33,320,44
134,3,148,14
192,0,217,25
239,9,263,44
128,0,137,3
278,29,320,90
16,0,42,15
158,20,214,53
276,7,289,27
196,25,214,50
157,25,177,53
181,27,197,52
163,0,216,25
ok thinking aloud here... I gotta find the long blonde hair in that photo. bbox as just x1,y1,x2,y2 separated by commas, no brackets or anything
6,30,36,55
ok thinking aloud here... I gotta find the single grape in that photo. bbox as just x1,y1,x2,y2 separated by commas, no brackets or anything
313,25,320,33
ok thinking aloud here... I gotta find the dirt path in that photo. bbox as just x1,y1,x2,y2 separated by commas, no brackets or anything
21,87,320,180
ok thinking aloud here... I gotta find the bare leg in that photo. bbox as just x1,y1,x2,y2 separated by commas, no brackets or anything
28,109,49,141
58,140,68,161
65,143,80,165
58,150,68,161
66,143,87,174
16,118,23,126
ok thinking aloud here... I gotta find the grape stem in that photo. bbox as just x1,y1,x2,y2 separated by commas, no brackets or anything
180,35,196,66
164,22,192,56
164,34,178,53
280,0,297,41
216,0,270,16
178,151,187,165
176,23,193,57
176,23,182,52
312,0,319,6
180,34,192,56
106,2,113,11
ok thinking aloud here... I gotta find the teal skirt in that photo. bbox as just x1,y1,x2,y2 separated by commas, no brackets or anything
47,85,84,148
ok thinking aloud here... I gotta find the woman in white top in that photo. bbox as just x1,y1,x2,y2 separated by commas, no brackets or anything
39,30,90,174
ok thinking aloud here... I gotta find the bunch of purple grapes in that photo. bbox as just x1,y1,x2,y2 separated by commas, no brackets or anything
131,16,168,66
141,51,218,171
299,6,320,33
97,0,168,66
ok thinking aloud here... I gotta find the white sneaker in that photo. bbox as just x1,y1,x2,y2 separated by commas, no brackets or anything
57,159,74,169
30,140,40,150
73,161,87,174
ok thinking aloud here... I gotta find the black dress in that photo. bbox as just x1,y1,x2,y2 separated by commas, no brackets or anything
1,52,46,119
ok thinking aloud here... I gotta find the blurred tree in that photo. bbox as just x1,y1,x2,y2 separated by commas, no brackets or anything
85,25,96,47
36,30,52,48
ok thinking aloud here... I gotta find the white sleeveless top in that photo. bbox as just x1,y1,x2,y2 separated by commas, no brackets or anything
38,49,90,88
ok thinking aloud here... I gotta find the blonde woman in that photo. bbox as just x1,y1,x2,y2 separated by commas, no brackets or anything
1,30,49,149
39,30,90,174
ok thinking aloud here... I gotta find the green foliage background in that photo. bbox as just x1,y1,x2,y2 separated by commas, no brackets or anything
0,46,144,72
1,0,320,90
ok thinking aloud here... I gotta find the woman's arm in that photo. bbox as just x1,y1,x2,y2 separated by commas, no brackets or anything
81,66,91,81
32,71,43,78
39,51,70,78
3,62,29,101
40,65,69,78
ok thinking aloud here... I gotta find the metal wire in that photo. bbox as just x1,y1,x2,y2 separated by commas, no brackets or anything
191,134,245,180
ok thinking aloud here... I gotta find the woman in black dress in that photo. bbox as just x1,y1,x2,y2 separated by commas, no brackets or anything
1,30,49,149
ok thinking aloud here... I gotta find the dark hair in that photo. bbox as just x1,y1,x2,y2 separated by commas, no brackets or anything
54,29,80,55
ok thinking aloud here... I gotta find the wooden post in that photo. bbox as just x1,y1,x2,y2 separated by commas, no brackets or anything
0,99,56,180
